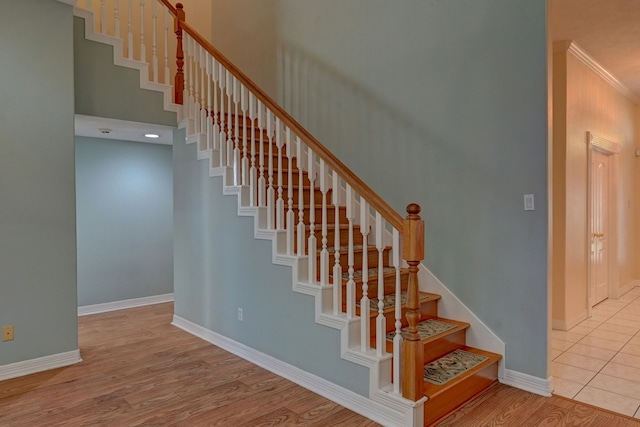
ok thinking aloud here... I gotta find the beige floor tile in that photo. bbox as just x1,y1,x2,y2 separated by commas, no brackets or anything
576,319,604,329
552,330,586,343
588,328,635,343
552,377,584,399
551,338,575,352
554,352,608,372
567,343,617,361
621,343,640,357
588,373,640,399
608,317,640,329
601,362,640,383
598,322,639,336
578,335,626,351
567,325,597,335
610,352,640,369
574,386,640,416
552,362,598,384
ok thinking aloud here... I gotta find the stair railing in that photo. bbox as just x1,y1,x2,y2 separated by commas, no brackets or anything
76,0,426,402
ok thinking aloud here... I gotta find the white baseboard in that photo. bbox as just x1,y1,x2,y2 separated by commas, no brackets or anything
501,369,552,397
0,350,82,382
172,315,407,427
78,293,174,316
552,310,588,331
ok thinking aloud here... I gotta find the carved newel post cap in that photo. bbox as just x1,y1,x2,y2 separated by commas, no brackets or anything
406,203,421,216
176,3,184,9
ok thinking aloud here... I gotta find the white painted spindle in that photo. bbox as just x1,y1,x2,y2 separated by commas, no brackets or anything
345,185,356,319
163,7,169,84
266,111,276,229
307,150,317,284
226,70,233,167
392,228,402,394
217,64,226,166
241,86,248,186
332,171,343,315
286,129,295,254
296,139,306,257
276,119,285,230
319,160,329,285
139,0,146,62
200,47,207,136
257,100,266,206
249,94,257,206
114,0,120,38
375,212,387,357
233,78,241,185
127,0,133,59
100,0,106,34
205,53,213,151
360,198,370,352
152,0,158,82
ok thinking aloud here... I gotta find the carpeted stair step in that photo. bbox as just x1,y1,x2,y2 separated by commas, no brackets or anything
422,346,501,426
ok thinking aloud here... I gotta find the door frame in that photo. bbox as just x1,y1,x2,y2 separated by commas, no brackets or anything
586,132,619,316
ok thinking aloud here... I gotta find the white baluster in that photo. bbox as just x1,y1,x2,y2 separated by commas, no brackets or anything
100,0,106,34
296,138,306,257
286,129,294,254
360,197,370,352
276,119,285,231
319,160,329,285
152,0,158,82
332,170,343,315
205,53,213,152
257,100,266,206
217,64,226,166
266,111,275,229
114,0,120,38
241,86,249,186
392,228,402,394
249,94,257,206
345,185,356,319
192,42,201,135
163,7,169,85
226,70,233,167
139,0,146,62
181,34,189,123
233,77,241,185
200,47,207,136
307,150,317,284
375,212,387,357
212,58,220,153
127,0,133,59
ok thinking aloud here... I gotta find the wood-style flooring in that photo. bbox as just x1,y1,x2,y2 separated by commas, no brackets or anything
0,302,638,426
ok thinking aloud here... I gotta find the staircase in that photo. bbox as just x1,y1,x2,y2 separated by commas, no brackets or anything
75,1,502,425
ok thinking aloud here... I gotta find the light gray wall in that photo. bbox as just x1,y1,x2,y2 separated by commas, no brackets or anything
76,137,173,306
0,0,78,364
73,16,176,126
173,130,370,396
210,0,549,378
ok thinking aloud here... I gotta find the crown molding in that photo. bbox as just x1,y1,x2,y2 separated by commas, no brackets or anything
558,40,640,105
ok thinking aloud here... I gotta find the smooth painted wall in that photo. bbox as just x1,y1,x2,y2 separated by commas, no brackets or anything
552,46,640,327
76,137,173,307
173,130,370,396
74,16,176,126
210,0,549,378
0,0,78,364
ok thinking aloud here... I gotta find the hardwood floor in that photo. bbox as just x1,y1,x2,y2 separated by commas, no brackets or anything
1,302,638,426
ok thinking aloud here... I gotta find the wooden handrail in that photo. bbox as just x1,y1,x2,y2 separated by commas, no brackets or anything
171,15,403,231
156,0,177,15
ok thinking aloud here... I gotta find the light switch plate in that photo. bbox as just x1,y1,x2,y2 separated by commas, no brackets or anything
524,194,535,211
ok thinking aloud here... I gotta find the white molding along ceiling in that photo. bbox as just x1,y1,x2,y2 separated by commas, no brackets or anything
75,114,175,145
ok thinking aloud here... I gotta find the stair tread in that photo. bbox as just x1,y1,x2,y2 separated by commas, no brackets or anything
317,244,391,254
392,317,469,344
334,266,406,280
422,346,502,399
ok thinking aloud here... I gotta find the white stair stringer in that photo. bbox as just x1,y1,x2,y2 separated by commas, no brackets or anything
74,7,178,114
180,117,425,427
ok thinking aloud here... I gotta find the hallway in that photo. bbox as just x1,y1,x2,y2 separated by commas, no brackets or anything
552,286,640,418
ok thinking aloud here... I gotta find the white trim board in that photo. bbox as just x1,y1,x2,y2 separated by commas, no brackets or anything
78,293,174,316
0,350,82,382
501,370,552,397
171,315,410,427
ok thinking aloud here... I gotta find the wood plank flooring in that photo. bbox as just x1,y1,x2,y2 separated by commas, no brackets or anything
1,302,639,426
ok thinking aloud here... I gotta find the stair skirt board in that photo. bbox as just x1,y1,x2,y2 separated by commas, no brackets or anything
78,293,175,316
172,315,415,427
0,350,82,382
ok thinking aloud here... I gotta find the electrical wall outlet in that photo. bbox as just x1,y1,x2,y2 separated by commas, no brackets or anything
2,325,14,342
237,308,243,322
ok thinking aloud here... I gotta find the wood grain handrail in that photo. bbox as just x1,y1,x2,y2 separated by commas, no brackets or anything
164,8,403,231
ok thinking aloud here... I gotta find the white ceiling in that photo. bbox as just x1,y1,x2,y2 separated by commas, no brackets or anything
75,114,175,145
551,0,640,98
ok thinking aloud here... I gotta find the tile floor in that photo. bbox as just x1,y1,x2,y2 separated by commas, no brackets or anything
552,286,640,418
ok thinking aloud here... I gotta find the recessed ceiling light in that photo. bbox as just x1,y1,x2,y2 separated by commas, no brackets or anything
144,133,160,138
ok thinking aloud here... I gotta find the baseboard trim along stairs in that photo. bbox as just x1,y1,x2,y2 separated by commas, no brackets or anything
70,3,554,425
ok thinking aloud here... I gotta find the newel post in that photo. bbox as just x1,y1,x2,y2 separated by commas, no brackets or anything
402,203,425,401
173,3,185,104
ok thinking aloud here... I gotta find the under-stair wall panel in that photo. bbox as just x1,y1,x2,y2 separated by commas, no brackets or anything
212,0,549,380
172,127,372,397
